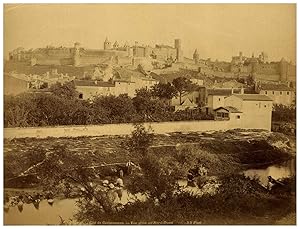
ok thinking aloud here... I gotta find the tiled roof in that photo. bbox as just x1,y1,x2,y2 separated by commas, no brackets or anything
214,106,242,113
259,83,293,91
224,106,242,113
114,68,157,82
74,80,114,87
207,89,237,96
233,94,273,101
155,44,174,49
114,68,142,81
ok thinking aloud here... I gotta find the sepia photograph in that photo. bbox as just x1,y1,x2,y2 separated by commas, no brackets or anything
3,3,296,225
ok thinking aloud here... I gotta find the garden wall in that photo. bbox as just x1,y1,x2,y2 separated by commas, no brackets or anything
4,120,233,139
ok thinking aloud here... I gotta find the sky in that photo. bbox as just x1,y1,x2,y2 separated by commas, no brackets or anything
4,4,296,62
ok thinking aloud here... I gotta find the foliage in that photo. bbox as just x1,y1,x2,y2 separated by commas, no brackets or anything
92,94,137,123
132,89,172,122
4,94,36,127
272,104,296,123
50,81,78,99
4,85,215,128
151,82,177,100
74,174,295,225
5,128,295,224
124,123,154,155
172,77,198,104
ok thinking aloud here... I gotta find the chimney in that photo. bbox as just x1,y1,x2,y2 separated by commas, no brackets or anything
231,87,234,94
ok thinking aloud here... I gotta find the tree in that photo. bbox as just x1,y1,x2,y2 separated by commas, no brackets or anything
133,88,154,121
272,104,296,123
92,94,137,123
50,81,79,99
124,123,154,155
151,82,177,101
172,77,198,104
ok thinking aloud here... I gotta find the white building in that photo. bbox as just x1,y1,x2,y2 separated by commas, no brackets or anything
75,68,159,99
255,83,295,106
224,94,273,131
206,88,244,110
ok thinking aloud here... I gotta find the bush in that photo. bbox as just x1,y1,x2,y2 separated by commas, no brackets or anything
272,104,296,123
4,92,215,128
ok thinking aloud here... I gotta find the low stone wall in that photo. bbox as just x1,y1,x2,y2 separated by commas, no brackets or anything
4,120,231,139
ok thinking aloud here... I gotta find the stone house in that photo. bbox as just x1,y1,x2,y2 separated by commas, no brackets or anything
255,83,295,106
223,94,273,131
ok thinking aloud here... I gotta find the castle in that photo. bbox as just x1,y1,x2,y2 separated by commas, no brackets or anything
8,39,296,85
9,38,183,67
192,50,296,84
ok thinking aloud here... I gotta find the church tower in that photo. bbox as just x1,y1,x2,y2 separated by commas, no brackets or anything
104,37,111,50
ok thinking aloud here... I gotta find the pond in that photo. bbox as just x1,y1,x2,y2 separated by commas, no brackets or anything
243,159,296,187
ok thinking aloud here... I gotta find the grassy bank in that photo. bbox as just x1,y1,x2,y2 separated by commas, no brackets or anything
4,129,293,188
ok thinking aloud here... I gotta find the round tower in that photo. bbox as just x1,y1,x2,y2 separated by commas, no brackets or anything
73,42,81,67
144,46,151,58
174,39,183,62
193,49,199,64
279,58,288,82
104,37,111,50
239,51,243,62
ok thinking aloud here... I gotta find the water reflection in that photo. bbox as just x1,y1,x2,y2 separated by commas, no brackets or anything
243,159,296,187
4,190,147,225
5,159,295,225
4,199,78,225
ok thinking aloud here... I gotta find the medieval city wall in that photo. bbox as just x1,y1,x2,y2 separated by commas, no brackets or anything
78,56,107,66
287,65,296,82
255,73,281,82
255,63,279,75
118,56,132,66
82,50,128,58
35,58,62,66
4,120,235,139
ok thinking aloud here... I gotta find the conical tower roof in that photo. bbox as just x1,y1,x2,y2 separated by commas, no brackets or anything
124,41,129,47
280,57,287,62
104,37,110,43
113,41,119,46
193,49,199,55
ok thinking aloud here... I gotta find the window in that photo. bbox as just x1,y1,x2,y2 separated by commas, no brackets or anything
237,115,240,119
280,91,282,95
264,105,267,108
218,98,221,101
217,112,229,118
265,91,268,95
287,92,289,95
79,93,83,99
272,91,275,95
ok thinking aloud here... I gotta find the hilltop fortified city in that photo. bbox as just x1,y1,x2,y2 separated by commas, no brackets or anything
4,3,296,226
